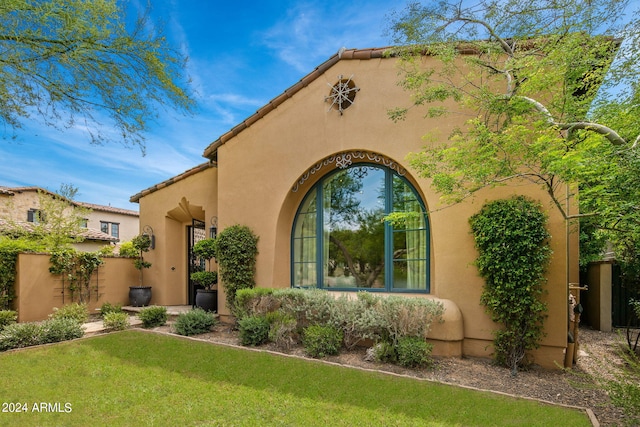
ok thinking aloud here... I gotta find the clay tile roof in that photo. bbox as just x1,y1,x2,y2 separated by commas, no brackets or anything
75,202,138,217
0,219,118,242
201,47,392,159
129,162,216,203
0,186,137,214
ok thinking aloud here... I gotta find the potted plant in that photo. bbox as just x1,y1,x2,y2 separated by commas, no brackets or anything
191,238,218,312
128,233,152,307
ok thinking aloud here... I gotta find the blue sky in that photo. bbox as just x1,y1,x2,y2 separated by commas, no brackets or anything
0,0,396,210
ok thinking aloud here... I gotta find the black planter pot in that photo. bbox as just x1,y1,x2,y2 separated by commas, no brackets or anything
129,286,152,307
195,289,218,312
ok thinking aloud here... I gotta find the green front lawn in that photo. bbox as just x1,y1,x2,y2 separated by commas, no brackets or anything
0,331,590,426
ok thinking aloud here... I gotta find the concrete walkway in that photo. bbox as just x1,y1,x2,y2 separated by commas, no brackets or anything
83,305,193,336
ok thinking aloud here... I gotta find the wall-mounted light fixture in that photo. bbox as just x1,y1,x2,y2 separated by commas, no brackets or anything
143,225,156,249
210,216,218,239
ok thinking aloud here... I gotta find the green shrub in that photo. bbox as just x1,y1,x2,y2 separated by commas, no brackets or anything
396,336,434,368
0,237,44,310
173,308,216,336
214,225,259,314
274,288,335,329
0,322,42,351
368,341,397,364
40,318,84,343
118,241,137,257
374,296,444,346
329,294,382,350
99,302,123,318
238,315,270,346
302,324,343,358
138,306,168,328
0,310,17,330
601,344,640,425
50,302,89,324
190,271,218,290
0,317,86,351
103,311,130,331
234,287,277,320
266,310,298,350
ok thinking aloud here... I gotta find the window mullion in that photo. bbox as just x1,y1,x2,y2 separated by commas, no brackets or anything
316,182,324,289
384,170,393,291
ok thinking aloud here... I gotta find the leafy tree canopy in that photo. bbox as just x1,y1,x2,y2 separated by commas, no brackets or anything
386,0,640,211
386,1,640,278
1,184,90,251
0,0,194,151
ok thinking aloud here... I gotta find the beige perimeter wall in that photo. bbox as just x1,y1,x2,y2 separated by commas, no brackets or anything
15,253,138,322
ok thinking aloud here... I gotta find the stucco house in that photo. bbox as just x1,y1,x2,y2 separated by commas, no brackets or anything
131,47,578,368
0,186,139,251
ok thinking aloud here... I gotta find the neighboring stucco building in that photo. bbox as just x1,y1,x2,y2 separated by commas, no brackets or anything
0,186,139,251
77,201,140,245
131,48,579,368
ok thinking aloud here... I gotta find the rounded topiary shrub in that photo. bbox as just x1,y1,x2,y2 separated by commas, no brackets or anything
302,324,343,358
138,306,168,328
238,315,270,346
173,308,216,336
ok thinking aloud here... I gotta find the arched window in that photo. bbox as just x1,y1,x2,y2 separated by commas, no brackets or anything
292,164,430,292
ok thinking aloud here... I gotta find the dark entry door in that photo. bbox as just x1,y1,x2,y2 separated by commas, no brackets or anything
188,219,206,305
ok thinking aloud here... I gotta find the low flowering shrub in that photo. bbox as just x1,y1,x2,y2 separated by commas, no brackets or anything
238,315,270,346
302,324,343,358
138,306,168,328
103,311,130,331
173,308,216,336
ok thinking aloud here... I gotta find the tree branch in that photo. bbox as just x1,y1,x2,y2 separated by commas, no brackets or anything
517,96,628,146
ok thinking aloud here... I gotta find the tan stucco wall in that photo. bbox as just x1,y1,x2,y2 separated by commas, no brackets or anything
137,166,217,306
136,54,578,368
1,189,138,249
0,191,40,222
86,210,139,244
14,253,137,322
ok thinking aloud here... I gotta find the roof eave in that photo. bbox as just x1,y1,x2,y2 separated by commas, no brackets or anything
201,47,392,159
